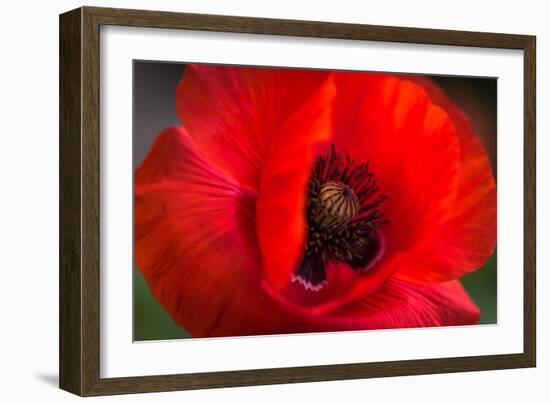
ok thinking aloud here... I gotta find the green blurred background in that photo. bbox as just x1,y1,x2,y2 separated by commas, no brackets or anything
134,266,191,340
133,62,497,341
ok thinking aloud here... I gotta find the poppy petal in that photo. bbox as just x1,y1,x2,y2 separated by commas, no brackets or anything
135,126,264,336
214,277,479,335
257,277,479,335
393,77,497,282
324,278,480,329
176,65,332,191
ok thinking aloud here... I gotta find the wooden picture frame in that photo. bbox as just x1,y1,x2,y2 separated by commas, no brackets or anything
59,6,536,396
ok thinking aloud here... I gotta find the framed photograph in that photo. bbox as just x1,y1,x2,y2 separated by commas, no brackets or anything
59,6,536,396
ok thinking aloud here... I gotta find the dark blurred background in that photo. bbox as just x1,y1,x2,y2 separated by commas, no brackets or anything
133,61,497,341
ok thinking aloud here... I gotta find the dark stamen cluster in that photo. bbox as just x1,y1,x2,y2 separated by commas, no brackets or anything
294,145,387,291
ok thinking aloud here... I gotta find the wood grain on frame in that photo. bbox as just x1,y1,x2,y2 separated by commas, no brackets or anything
59,6,536,396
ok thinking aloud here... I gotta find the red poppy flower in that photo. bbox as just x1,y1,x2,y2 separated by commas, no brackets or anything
134,65,496,337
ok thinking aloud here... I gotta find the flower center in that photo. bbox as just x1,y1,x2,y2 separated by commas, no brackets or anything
293,145,387,291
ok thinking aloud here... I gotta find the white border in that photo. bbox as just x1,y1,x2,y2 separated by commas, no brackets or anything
100,25,524,378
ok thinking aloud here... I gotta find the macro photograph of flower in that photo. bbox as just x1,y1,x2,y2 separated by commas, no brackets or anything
133,62,497,340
